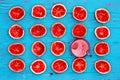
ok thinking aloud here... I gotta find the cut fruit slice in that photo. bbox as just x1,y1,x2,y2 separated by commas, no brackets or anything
95,60,111,74
71,39,90,57
30,24,47,38
94,42,109,56
72,58,87,73
30,59,46,74
9,59,25,72
32,41,46,56
72,24,87,38
52,59,68,73
8,43,25,56
95,26,110,40
51,3,67,18
95,8,110,23
51,41,65,56
32,5,46,19
9,24,24,39
51,23,66,38
73,6,87,21
9,6,25,21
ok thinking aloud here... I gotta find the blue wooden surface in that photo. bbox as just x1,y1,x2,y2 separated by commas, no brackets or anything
0,0,120,80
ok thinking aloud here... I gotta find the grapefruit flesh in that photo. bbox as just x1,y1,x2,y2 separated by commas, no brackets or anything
95,8,110,23
52,59,68,73
32,5,46,18
72,24,87,38
9,59,25,72
32,41,46,56
51,41,65,56
9,6,25,20
72,58,87,73
95,26,110,40
71,39,90,57
30,24,47,38
51,3,67,18
30,59,46,74
94,42,109,56
51,23,66,38
95,60,111,74
8,43,25,56
9,24,24,39
73,6,87,21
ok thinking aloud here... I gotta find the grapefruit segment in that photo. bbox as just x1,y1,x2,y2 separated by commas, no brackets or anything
95,8,110,23
32,41,46,56
51,41,65,56
51,3,67,18
52,59,68,73
71,39,90,57
51,23,66,38
30,59,46,74
95,26,110,40
94,42,109,56
72,24,87,38
72,58,87,73
8,43,25,56
30,24,47,38
95,60,111,74
9,6,25,21
32,5,46,19
73,6,87,21
9,59,25,72
9,24,24,39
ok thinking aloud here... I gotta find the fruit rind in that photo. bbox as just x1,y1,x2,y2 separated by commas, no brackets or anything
8,43,25,56
51,3,67,18
95,8,110,23
9,59,25,72
51,41,65,56
72,6,88,21
95,26,110,40
51,59,68,73
30,59,46,74
94,42,110,56
51,22,66,38
95,60,111,74
32,41,46,56
72,58,87,73
9,24,24,39
9,6,25,21
31,5,46,19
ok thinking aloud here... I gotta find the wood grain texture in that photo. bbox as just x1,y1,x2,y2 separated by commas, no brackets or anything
0,0,120,80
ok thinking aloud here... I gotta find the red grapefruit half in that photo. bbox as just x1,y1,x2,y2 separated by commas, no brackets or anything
8,43,25,56
72,24,87,38
32,41,46,56
72,58,87,73
9,59,25,72
30,24,47,38
95,60,111,74
95,26,110,40
51,41,65,56
32,5,46,19
9,24,24,39
51,3,67,18
71,39,90,57
52,59,68,73
51,22,66,38
73,6,87,21
9,6,25,21
30,59,46,74
94,42,109,56
95,8,110,23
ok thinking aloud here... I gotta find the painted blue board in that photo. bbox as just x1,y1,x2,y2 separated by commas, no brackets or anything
0,0,120,80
